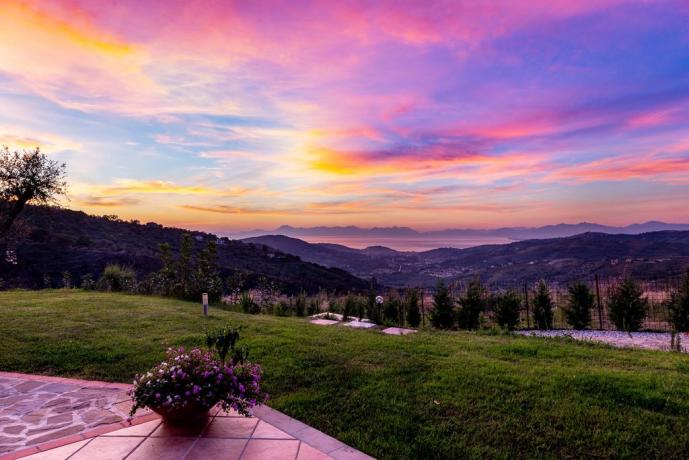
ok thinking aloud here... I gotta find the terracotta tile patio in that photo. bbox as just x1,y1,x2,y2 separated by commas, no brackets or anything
0,372,374,460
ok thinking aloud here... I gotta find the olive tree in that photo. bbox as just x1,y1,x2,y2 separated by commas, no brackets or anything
0,147,67,238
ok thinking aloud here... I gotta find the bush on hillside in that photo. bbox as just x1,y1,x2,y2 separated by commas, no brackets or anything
607,277,647,332
457,279,487,330
532,280,554,330
667,270,689,332
98,264,136,292
564,282,594,329
494,290,521,330
430,281,455,329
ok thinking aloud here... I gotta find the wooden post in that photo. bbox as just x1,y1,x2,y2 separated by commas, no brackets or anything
595,274,603,330
202,293,209,316
421,289,425,328
524,282,530,329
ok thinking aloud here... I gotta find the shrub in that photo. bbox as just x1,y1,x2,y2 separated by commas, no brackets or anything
239,291,259,314
80,273,96,290
494,290,521,330
457,279,487,330
275,300,292,316
667,270,689,332
205,325,240,364
129,347,266,418
564,282,593,329
307,297,320,316
405,288,421,327
532,280,554,330
607,277,647,332
98,264,136,292
294,292,306,317
430,281,455,329
62,271,71,289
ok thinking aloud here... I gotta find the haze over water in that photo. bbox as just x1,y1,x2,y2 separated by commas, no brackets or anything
297,235,514,252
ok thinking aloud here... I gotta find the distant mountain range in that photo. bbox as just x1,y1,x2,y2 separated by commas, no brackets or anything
243,232,689,287
1,206,368,293
231,221,689,242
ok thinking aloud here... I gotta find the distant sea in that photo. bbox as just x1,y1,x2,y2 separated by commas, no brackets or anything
297,235,514,252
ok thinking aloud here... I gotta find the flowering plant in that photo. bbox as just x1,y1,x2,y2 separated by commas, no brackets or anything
129,346,266,418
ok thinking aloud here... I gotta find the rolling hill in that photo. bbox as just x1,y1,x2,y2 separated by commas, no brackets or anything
244,231,689,287
0,206,368,293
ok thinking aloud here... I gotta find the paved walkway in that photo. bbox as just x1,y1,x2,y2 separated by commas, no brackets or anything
516,330,689,352
0,373,373,460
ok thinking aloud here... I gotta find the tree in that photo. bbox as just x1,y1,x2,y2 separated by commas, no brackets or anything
0,147,66,239
607,278,647,332
157,242,175,296
343,294,358,321
457,278,487,330
227,270,248,303
176,233,194,298
405,288,421,328
196,240,222,301
383,296,402,325
294,291,307,317
667,270,689,332
532,280,554,330
564,283,593,329
430,280,455,329
366,289,382,324
494,290,521,330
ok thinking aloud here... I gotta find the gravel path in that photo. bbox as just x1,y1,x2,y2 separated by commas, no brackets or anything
516,330,689,352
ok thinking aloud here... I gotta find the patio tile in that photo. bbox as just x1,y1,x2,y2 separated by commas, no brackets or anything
40,384,80,394
150,419,211,437
297,442,333,460
69,436,142,460
126,436,196,460
203,417,258,438
185,438,247,460
102,419,161,437
240,439,300,460
251,421,294,440
23,439,91,460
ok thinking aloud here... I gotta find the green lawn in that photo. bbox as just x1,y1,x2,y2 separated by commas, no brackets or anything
2,290,689,459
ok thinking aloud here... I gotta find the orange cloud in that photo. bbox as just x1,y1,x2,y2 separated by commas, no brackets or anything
78,196,140,207
96,180,249,196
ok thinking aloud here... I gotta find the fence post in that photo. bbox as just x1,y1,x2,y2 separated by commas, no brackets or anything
202,292,209,316
421,289,425,328
524,282,530,329
595,274,603,330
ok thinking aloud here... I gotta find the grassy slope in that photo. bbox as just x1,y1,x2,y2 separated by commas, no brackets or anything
1,290,689,459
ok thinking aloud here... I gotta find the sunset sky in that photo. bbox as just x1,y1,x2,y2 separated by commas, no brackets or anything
1,0,689,232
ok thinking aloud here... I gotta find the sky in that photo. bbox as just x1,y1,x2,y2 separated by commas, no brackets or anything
1,0,689,232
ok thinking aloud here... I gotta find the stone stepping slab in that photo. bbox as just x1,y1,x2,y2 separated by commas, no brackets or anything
381,327,417,336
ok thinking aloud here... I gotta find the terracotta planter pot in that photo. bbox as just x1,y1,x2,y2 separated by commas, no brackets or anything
151,401,217,425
